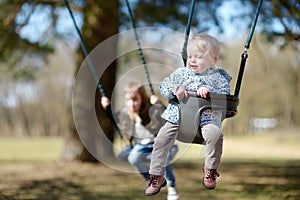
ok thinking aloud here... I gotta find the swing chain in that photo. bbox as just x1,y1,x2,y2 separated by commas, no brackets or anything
64,0,123,139
234,0,263,98
181,0,196,66
124,0,155,95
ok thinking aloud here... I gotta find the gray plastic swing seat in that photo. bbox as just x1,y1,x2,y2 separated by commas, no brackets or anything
169,91,239,144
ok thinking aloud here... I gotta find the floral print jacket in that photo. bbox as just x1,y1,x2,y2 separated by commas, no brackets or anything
160,66,232,128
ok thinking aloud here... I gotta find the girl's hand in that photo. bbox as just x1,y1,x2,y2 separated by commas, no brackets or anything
101,96,111,110
197,86,209,98
150,95,159,105
176,86,188,100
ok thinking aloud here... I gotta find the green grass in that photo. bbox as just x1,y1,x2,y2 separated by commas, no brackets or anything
0,132,299,200
0,137,63,163
174,131,300,162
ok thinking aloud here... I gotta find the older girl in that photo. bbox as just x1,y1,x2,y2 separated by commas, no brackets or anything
101,82,179,200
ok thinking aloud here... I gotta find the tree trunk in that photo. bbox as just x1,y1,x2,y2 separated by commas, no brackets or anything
61,0,119,162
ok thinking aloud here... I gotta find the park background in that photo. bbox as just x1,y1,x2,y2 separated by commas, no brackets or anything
0,0,299,199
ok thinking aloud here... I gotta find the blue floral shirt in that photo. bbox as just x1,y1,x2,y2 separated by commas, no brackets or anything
160,66,232,128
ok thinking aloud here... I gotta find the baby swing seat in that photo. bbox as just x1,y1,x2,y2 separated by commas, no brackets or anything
170,91,239,144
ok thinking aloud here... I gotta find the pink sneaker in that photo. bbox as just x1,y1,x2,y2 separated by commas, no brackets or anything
203,168,220,190
145,175,167,196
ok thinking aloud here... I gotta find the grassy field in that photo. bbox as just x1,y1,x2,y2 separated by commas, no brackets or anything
0,132,299,200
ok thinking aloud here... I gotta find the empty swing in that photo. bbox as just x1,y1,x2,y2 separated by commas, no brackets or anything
173,0,264,144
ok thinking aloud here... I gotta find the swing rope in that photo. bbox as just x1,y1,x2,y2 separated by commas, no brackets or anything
181,0,196,67
124,0,155,95
234,0,263,98
64,0,105,97
64,0,123,139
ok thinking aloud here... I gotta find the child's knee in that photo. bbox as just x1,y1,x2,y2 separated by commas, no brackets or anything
202,124,223,142
128,153,141,165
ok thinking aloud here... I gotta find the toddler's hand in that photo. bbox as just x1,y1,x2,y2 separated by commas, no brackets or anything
176,86,188,100
101,96,111,110
197,87,209,98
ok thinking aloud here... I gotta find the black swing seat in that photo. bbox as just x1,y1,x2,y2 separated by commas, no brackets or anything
169,91,239,144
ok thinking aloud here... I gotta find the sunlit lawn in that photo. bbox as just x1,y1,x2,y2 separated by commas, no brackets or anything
0,137,63,163
0,131,299,200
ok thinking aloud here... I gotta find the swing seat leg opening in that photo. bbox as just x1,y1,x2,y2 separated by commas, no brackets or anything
171,92,238,144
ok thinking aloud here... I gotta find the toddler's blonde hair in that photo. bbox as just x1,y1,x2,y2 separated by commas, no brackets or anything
188,33,220,59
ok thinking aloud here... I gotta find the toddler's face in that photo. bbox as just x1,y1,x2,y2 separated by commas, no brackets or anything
187,42,216,74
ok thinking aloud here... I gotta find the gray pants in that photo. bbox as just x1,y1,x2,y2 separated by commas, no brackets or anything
149,122,223,175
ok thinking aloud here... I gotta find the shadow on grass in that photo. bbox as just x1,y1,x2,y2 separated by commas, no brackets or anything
173,159,300,200
1,178,105,200
1,160,299,200
241,160,299,199
1,179,147,200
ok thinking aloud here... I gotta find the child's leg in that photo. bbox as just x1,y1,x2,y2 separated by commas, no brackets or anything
118,145,132,161
201,124,223,169
149,122,179,176
165,163,176,186
164,144,178,186
128,143,153,179
201,124,223,189
146,122,178,196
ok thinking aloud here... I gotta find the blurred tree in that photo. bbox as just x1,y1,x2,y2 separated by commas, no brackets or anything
132,0,299,46
0,0,299,162
257,0,299,45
